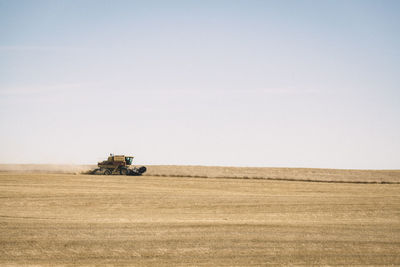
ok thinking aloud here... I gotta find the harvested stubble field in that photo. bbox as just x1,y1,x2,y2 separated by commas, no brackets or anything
145,165,400,184
0,166,399,266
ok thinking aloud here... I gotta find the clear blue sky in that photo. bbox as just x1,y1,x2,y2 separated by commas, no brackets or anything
1,0,399,168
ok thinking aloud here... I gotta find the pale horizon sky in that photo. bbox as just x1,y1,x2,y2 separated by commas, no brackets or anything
1,0,399,169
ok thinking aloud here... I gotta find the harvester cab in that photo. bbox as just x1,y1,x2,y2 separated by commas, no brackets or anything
125,156,133,165
93,155,146,176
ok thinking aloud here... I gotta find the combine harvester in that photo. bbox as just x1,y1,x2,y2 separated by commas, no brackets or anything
90,154,146,176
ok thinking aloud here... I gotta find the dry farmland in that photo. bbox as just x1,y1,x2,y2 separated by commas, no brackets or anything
0,167,399,265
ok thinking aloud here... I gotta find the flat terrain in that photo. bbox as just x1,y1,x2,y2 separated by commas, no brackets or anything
1,172,400,266
146,165,400,183
1,164,400,183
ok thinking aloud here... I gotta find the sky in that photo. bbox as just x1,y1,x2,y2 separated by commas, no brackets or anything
0,0,399,168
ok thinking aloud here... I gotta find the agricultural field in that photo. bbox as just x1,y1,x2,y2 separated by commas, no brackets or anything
2,164,400,183
0,167,399,265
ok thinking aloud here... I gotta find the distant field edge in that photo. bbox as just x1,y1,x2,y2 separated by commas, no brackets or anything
0,164,399,184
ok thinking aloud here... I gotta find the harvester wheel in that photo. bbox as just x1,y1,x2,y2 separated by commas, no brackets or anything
120,168,128,175
104,169,112,175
